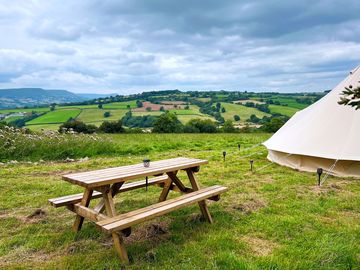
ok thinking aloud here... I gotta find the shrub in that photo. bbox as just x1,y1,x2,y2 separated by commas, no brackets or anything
234,115,240,121
184,119,217,133
99,120,125,133
104,111,111,118
222,120,237,133
59,120,98,134
152,112,183,133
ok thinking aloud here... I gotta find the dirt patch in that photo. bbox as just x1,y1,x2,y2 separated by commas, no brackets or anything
242,236,279,256
101,221,171,247
310,183,343,195
186,213,204,223
232,198,267,214
27,209,46,219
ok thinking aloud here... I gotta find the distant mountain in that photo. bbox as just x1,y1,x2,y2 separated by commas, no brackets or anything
0,88,86,109
77,93,118,99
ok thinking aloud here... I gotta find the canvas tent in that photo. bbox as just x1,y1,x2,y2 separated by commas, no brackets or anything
263,66,360,178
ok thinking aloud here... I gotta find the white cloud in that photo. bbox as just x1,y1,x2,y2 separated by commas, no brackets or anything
0,0,359,93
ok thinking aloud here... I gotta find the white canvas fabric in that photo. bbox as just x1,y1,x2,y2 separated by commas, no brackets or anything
263,66,360,177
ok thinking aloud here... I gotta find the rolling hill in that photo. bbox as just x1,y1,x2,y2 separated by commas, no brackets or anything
0,88,86,108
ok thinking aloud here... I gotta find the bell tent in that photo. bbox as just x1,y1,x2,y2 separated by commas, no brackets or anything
263,65,360,177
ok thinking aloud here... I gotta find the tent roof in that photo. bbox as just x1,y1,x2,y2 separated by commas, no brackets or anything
263,65,360,161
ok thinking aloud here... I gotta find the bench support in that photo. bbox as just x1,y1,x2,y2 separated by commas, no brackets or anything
102,187,129,264
186,169,213,223
72,188,93,232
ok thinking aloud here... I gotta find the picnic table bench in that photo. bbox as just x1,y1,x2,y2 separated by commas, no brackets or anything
49,157,228,264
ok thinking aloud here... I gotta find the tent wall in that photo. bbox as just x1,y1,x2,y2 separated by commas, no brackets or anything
267,150,360,178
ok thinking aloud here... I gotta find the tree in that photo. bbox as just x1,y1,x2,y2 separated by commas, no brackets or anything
103,111,111,118
59,120,98,134
216,102,221,112
127,104,131,109
160,106,165,111
99,120,125,133
184,104,190,109
233,115,240,121
338,85,360,110
221,107,226,113
50,103,56,111
136,100,143,108
98,103,103,109
146,107,152,112
184,119,217,133
248,114,260,123
222,120,236,133
152,112,183,133
261,117,286,132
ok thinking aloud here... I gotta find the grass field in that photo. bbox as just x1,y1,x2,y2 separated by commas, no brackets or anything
76,109,127,124
269,105,300,117
26,124,62,131
269,97,308,110
0,133,359,269
221,103,270,122
26,109,81,125
0,107,50,114
103,101,137,109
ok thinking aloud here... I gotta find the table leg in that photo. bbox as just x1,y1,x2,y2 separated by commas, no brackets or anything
166,171,187,192
102,187,129,264
72,188,93,232
185,169,213,224
94,182,124,213
158,177,172,202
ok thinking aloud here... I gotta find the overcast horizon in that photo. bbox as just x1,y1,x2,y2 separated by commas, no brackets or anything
1,0,360,94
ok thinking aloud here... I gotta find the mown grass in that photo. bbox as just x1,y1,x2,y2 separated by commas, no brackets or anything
221,103,270,123
0,133,359,270
26,109,81,125
268,105,300,117
103,101,137,109
0,107,50,114
76,109,127,125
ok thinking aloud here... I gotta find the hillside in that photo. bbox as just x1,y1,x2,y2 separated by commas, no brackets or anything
0,88,86,108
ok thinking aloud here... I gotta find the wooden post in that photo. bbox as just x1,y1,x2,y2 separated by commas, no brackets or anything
185,169,213,224
94,182,124,213
166,171,187,192
72,188,93,232
158,177,172,202
102,187,129,264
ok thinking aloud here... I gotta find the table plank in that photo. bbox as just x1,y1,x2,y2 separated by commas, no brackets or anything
63,157,207,188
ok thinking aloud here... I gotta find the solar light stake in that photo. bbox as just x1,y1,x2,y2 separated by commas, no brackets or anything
250,160,254,172
238,143,241,151
223,151,227,162
317,168,323,186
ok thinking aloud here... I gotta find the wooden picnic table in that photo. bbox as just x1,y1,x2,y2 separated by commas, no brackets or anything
49,157,227,264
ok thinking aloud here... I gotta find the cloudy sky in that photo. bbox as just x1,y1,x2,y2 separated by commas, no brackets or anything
0,0,360,94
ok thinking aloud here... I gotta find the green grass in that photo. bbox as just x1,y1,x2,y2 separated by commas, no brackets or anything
0,133,359,269
26,124,61,131
221,103,270,122
269,105,300,117
177,114,214,124
76,109,127,124
4,116,23,123
0,107,50,114
103,101,137,109
270,97,308,109
26,109,81,125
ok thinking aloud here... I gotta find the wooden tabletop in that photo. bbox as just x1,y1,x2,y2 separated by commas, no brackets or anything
62,157,208,188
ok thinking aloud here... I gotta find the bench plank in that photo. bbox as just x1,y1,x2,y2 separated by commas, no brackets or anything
49,175,169,207
96,185,228,233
